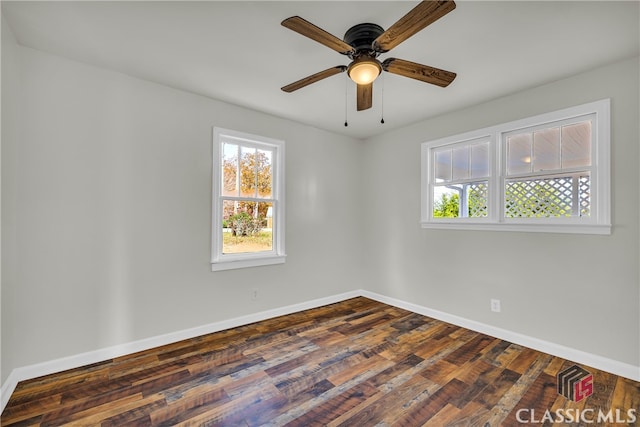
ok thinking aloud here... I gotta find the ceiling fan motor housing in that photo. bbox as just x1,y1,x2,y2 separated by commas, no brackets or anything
343,23,384,56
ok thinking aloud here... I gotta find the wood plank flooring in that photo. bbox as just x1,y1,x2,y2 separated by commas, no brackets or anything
2,297,638,426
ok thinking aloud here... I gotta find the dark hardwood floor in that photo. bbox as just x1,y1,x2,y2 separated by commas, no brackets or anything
2,297,638,426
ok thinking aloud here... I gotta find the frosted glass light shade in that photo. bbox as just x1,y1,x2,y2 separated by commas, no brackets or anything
348,58,381,85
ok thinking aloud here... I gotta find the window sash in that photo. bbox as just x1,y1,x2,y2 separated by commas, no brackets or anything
433,181,489,219
432,138,491,183
503,172,590,220
221,142,275,199
502,115,594,178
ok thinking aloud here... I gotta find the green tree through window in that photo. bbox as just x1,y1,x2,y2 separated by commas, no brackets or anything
433,193,460,218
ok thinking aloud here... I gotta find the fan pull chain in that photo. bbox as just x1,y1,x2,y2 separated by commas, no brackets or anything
344,75,349,127
380,73,385,124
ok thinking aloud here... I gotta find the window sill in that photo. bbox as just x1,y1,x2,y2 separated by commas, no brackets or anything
211,254,286,271
420,221,611,235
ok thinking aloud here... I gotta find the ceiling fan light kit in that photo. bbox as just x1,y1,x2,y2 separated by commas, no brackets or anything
281,0,457,113
347,56,382,85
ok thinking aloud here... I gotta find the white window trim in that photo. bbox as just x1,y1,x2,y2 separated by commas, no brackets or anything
211,127,286,271
421,99,611,235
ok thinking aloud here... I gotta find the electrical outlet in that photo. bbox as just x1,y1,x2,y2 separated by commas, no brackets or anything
491,299,501,312
251,288,259,301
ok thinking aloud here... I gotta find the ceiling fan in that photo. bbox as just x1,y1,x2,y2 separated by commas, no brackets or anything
281,0,457,112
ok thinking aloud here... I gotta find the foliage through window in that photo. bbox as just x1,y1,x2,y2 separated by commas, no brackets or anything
421,100,610,234
212,128,285,271
432,139,490,219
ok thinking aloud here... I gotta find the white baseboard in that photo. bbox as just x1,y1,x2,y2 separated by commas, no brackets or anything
360,290,640,383
0,290,361,411
2,289,638,413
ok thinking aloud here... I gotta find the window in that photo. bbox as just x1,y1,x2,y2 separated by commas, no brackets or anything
421,99,610,234
432,138,491,219
212,128,285,271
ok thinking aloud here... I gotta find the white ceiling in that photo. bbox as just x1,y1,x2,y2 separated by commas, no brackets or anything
2,1,638,139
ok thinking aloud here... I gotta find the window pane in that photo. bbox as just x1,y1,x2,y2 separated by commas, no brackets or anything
256,149,272,198
222,200,273,254
579,174,590,217
562,121,591,168
434,149,451,183
470,142,489,179
467,181,489,217
240,146,257,197
433,181,488,218
433,185,459,217
533,127,560,171
505,176,575,218
452,146,469,181
222,143,238,196
507,133,532,175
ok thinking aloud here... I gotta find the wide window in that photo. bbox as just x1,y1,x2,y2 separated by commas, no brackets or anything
421,99,610,234
212,128,285,271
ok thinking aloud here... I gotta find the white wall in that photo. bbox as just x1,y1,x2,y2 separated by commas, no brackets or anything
362,56,640,368
1,41,366,383
2,16,639,387
1,14,22,385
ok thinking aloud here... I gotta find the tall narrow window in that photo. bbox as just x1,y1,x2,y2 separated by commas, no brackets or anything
212,128,285,271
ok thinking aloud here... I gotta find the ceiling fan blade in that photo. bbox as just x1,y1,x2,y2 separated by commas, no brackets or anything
382,58,456,87
281,66,347,93
356,83,373,111
282,16,355,55
373,0,456,53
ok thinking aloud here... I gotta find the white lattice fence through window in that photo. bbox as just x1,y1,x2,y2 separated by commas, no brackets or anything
505,176,585,218
579,175,590,217
468,182,488,217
